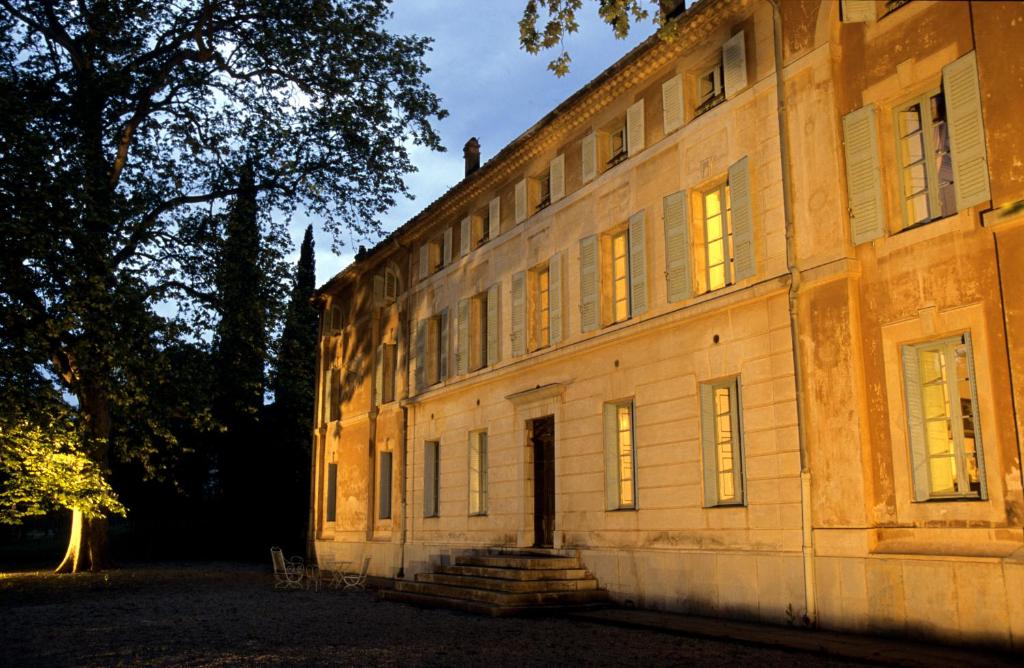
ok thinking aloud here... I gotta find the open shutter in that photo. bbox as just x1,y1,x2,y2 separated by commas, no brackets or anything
729,156,755,281
460,217,471,256
841,0,876,22
627,99,645,157
842,105,886,244
423,442,437,517
603,403,619,510
379,452,392,519
943,51,990,210
549,252,563,345
439,308,449,380
700,384,719,507
515,179,528,224
723,30,748,100
663,191,693,302
510,271,526,357
961,332,987,499
414,320,426,392
443,227,453,267
550,154,565,203
628,211,648,316
456,299,469,376
489,197,501,239
374,343,384,407
418,245,429,280
582,132,597,183
902,345,930,502
487,283,500,365
579,235,599,333
662,73,684,134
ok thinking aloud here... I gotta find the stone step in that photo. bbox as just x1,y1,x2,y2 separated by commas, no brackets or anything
437,564,591,581
454,554,581,570
416,572,598,593
380,589,608,617
393,579,609,608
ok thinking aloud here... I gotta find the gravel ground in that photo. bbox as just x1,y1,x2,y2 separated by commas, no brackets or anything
0,563,874,667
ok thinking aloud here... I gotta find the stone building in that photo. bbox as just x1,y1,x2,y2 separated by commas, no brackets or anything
310,0,1024,648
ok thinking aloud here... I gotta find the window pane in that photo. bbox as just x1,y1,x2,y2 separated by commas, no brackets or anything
898,107,921,137
929,455,958,495
707,238,724,267
704,190,722,218
908,192,930,225
904,163,928,198
708,265,726,291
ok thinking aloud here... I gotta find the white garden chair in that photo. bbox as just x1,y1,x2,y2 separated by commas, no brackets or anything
341,556,371,590
270,547,305,590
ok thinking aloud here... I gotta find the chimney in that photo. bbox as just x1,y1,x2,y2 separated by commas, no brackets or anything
464,137,481,177
659,0,686,20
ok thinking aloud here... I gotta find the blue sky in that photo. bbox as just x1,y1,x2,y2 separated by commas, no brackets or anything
302,0,658,285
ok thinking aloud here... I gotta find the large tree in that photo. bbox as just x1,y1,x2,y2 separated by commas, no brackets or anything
0,0,444,571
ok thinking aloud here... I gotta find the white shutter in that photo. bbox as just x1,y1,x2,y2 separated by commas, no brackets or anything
579,235,599,333
515,179,528,224
729,156,755,281
486,283,499,365
962,332,987,499
510,271,526,357
700,384,719,507
460,216,471,256
842,105,886,244
418,245,429,280
902,345,930,502
374,343,384,407
456,298,469,376
439,308,449,380
943,51,990,210
663,191,693,303
603,403,619,510
723,30,748,100
627,99,645,156
582,132,597,183
841,0,876,22
628,211,648,316
662,73,684,134
550,154,565,202
489,197,501,240
549,252,563,345
443,227,453,267
414,320,426,392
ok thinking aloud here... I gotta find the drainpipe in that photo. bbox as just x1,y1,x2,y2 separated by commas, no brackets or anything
396,239,413,579
770,0,816,624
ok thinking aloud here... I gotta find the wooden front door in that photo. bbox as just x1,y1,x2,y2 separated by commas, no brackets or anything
531,416,555,548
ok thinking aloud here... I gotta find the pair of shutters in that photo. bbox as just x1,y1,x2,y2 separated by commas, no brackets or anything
842,51,990,244
699,379,745,507
578,212,649,332
413,309,448,393
459,197,503,256
514,156,566,223
510,253,564,356
455,285,500,375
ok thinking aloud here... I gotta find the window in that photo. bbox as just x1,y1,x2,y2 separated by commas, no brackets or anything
379,343,397,404
903,335,986,500
702,182,733,291
883,0,912,17
328,367,341,422
329,306,343,334
415,310,448,391
611,230,630,324
896,91,955,227
537,171,551,211
470,292,489,371
378,451,393,520
695,62,725,116
469,431,488,515
700,378,745,506
424,440,440,517
325,462,338,522
535,264,550,349
604,400,637,510
608,122,627,167
474,213,488,246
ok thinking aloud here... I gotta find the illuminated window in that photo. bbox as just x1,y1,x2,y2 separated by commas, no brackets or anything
702,183,733,292
611,230,630,324
903,335,985,500
536,264,550,349
604,400,636,509
468,431,488,515
701,378,744,506
896,91,955,227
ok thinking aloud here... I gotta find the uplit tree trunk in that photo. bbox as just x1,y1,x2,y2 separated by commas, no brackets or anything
54,510,109,573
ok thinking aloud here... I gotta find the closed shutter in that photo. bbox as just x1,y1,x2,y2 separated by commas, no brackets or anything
962,332,987,499
603,403,619,510
841,0,875,22
842,104,886,244
628,211,648,316
549,251,563,345
943,51,990,210
373,274,384,307
326,463,338,522
414,320,426,393
384,271,397,301
723,30,747,99
515,179,528,224
374,343,384,407
487,283,500,365
489,197,501,239
582,132,597,183
663,191,693,302
579,235,599,333
439,308,449,380
460,216,471,256
456,299,469,375
728,380,745,505
662,73,684,134
510,271,526,357
379,452,392,519
700,384,719,507
627,99,645,156
550,154,565,202
418,245,429,280
729,156,756,281
423,442,437,517
901,345,930,502
443,227,453,267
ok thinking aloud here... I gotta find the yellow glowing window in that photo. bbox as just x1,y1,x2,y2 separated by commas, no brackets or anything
616,403,635,508
703,184,733,292
713,386,736,502
612,230,630,323
700,377,745,507
537,265,550,348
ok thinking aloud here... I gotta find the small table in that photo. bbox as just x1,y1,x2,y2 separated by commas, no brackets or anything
323,561,352,590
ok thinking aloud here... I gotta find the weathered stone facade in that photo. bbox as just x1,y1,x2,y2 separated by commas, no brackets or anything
311,0,1024,648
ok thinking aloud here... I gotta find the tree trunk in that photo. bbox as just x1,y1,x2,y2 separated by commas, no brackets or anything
54,509,110,573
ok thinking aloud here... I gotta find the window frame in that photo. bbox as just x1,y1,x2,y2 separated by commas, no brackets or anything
424,440,440,518
893,88,955,229
694,61,725,117
610,400,637,510
607,123,628,167
378,451,393,520
536,171,551,212
701,377,746,507
325,461,338,523
469,292,489,372
468,430,489,516
701,181,734,293
610,229,631,325
380,343,397,404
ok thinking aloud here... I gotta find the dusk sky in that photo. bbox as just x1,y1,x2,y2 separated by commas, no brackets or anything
303,0,661,285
